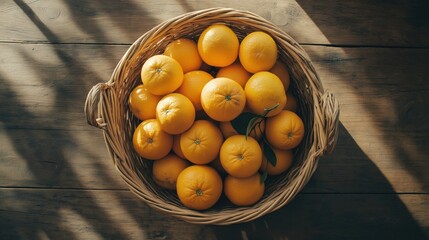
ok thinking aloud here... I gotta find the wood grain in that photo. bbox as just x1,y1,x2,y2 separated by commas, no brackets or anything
1,0,428,46
1,44,428,130
304,46,429,194
1,1,428,238
0,128,126,189
0,189,427,239
0,42,126,130
1,43,428,194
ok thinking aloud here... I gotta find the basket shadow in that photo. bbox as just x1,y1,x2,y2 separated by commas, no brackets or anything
294,0,429,194
211,123,427,240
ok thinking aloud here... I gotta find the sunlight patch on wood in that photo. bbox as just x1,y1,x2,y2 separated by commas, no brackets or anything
398,195,429,233
63,130,127,189
0,45,56,115
88,190,147,238
0,127,36,185
35,229,50,240
59,207,103,240
321,60,424,193
266,1,331,44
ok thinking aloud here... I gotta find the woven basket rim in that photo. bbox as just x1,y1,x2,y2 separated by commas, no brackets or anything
84,7,340,225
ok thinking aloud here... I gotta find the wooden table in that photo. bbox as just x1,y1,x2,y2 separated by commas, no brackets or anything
1,1,428,239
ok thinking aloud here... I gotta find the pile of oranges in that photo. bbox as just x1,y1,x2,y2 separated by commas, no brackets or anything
129,24,305,210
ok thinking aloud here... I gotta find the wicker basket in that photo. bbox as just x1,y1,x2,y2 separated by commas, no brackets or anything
84,7,339,225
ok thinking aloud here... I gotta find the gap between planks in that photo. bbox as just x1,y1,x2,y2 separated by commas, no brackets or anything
2,39,429,50
0,186,427,195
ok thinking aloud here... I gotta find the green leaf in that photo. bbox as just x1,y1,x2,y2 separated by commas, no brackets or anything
260,169,268,183
263,103,280,117
262,138,277,167
231,112,260,135
245,117,260,139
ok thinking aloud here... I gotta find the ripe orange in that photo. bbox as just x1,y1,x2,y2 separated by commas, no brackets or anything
175,70,214,111
224,173,264,206
141,55,183,95
152,153,190,190
201,77,246,122
197,24,239,67
132,119,173,160
176,165,223,210
164,38,202,73
156,93,195,135
270,60,290,91
219,119,265,140
284,91,298,112
245,71,286,117
265,110,305,150
239,31,278,73
180,120,223,164
128,84,162,120
216,62,251,88
172,134,186,159
220,135,262,178
209,156,226,175
260,147,293,176
218,121,238,139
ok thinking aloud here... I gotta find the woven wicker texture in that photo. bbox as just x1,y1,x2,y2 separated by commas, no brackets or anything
84,7,339,225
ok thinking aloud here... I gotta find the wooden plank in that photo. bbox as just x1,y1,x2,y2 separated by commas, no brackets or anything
1,125,427,194
1,44,429,130
0,42,127,130
1,0,428,46
1,43,428,193
304,46,429,193
0,128,126,189
0,189,427,239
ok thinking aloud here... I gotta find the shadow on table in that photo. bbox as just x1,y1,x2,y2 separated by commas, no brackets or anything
293,0,429,192
0,1,428,239
212,123,428,240
0,1,161,239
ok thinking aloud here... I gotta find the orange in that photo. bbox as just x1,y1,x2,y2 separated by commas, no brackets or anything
176,165,223,210
220,135,262,178
128,84,162,120
239,31,278,73
265,110,305,150
270,60,290,91
260,147,293,175
172,134,186,159
175,70,214,111
245,71,286,117
216,62,251,88
141,55,183,95
201,77,246,122
284,91,298,112
197,24,239,67
209,156,226,175
218,121,238,139
219,119,265,140
152,153,190,190
156,93,195,135
180,120,223,164
132,119,173,160
164,38,202,73
224,173,264,206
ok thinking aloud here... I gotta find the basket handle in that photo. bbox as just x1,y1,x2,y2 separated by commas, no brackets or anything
84,82,110,129
320,91,340,155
